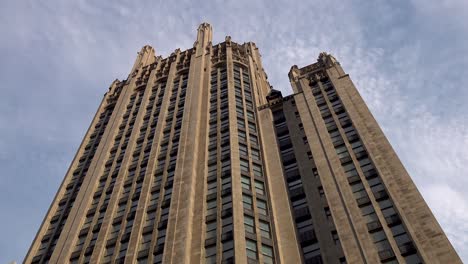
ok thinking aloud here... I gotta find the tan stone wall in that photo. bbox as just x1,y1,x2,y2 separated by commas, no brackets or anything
288,54,461,263
329,64,461,263
27,24,460,264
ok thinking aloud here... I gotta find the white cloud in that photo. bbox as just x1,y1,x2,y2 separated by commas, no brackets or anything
423,184,468,258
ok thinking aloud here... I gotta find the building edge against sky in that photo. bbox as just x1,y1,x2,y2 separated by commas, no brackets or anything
25,23,461,264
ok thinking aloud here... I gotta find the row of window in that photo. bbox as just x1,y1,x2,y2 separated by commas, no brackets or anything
32,83,129,263
205,66,235,264
235,65,275,264
71,71,186,264
137,74,188,264
97,88,149,264
272,109,325,264
34,100,117,264
134,80,169,262
68,83,148,264
312,78,422,264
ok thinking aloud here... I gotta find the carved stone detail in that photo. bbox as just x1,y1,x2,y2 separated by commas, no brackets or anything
231,42,248,64
176,49,193,71
225,36,232,47
211,43,226,64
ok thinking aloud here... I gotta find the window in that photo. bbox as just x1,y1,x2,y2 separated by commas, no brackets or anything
243,194,253,210
324,207,332,220
241,176,251,190
140,232,152,249
332,231,339,245
312,168,319,178
367,177,381,187
208,148,217,159
259,221,271,239
238,119,245,128
252,164,263,177
137,256,148,264
257,199,268,215
254,181,265,196
239,144,248,156
360,204,375,216
238,130,247,142
246,239,258,260
223,240,234,260
205,245,217,264
371,184,385,194
378,199,392,210
342,162,355,172
76,232,87,245
244,215,255,233
318,187,325,197
236,97,243,106
111,222,121,235
262,244,274,264
222,195,232,210
250,135,258,145
145,210,157,226
248,122,257,133
222,216,233,234
390,224,405,236
206,220,217,239
221,177,231,191
207,180,217,195
251,149,260,161
288,179,302,189
351,182,364,193
246,101,253,110
104,245,115,258
240,159,250,172
156,228,166,245
405,254,422,264
375,239,392,252
207,199,217,209
394,233,410,245
335,145,347,154
346,169,358,178
359,157,372,167
208,165,217,177
207,198,217,215
363,212,379,224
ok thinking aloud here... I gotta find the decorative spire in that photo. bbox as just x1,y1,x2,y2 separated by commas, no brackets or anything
225,35,232,46
288,65,300,81
318,52,339,67
130,45,156,76
194,22,213,56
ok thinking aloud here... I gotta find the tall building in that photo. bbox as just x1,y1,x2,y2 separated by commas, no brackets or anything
25,23,460,264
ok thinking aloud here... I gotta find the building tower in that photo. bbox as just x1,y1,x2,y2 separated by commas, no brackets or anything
25,23,460,264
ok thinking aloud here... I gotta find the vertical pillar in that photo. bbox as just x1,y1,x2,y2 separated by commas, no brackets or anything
164,22,212,264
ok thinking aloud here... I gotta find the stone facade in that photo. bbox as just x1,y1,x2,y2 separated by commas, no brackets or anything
25,24,460,264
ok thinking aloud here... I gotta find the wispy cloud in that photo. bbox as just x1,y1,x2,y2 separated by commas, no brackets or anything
0,0,466,262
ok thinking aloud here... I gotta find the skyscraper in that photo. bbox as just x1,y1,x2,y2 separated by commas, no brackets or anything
25,23,460,264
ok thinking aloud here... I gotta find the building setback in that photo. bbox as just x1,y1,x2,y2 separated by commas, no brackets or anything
25,23,461,264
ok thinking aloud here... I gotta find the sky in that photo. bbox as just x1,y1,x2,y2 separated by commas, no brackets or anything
0,0,467,262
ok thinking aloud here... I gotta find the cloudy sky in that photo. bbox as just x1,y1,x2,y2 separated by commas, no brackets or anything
1,0,467,262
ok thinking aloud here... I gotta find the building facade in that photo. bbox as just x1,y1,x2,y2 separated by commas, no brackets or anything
25,23,460,264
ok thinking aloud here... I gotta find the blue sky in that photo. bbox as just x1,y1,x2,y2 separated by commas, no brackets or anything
1,0,467,262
